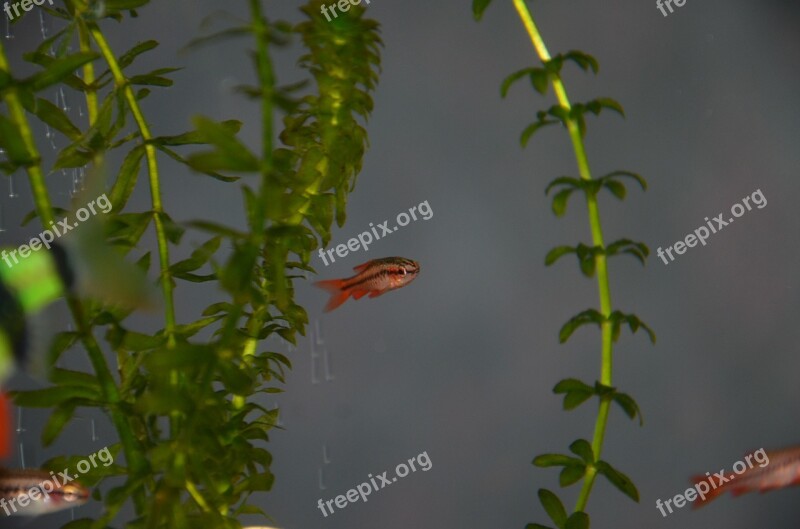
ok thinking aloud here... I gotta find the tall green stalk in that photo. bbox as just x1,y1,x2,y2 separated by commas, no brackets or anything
474,1,655,526
509,1,614,510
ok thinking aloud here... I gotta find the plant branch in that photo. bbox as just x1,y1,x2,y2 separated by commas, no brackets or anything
87,23,178,347
512,0,614,513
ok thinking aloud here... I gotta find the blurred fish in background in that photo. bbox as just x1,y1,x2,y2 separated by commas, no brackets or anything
0,176,156,471
0,466,90,517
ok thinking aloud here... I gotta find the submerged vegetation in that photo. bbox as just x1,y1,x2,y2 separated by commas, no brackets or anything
0,0,381,527
473,1,655,528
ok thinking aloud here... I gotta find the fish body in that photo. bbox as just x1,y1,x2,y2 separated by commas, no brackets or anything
0,467,89,516
314,257,420,312
692,446,800,507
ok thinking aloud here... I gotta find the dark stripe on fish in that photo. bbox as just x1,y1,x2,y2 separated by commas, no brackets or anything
0,277,28,364
50,243,75,292
345,268,390,290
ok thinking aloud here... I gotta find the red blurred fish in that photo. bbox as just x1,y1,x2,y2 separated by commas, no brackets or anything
315,257,420,312
691,446,800,508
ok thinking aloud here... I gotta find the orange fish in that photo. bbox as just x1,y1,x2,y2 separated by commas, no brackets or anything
691,446,800,508
315,257,420,312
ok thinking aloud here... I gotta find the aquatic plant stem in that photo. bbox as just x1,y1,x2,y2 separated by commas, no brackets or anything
240,0,276,369
249,0,274,191
0,41,149,506
87,24,177,348
77,23,99,124
511,0,614,513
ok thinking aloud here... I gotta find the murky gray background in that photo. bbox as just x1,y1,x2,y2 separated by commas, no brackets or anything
3,0,800,527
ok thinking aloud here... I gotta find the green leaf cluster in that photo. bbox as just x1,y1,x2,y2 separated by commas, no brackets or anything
552,379,642,425
1,1,382,528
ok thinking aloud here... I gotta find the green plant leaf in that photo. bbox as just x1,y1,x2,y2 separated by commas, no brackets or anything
565,512,590,529
170,237,221,273
533,454,583,468
563,50,599,74
23,52,98,92
553,378,593,393
608,311,656,344
472,0,494,20
559,464,586,487
563,391,593,410
544,176,583,196
187,116,259,173
184,27,254,52
605,239,649,266
42,400,79,446
538,488,567,529
12,386,101,407
545,245,576,266
521,116,559,147
551,188,575,217
559,309,604,343
119,40,159,69
23,97,82,140
612,392,643,425
603,179,626,200
152,120,243,146
599,170,647,191
109,144,145,211
595,460,639,502
568,439,594,463
501,67,549,97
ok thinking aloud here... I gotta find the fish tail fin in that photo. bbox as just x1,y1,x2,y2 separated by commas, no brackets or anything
690,474,726,508
314,279,350,312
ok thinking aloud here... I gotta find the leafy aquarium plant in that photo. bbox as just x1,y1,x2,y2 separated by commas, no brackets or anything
0,0,381,527
473,1,655,528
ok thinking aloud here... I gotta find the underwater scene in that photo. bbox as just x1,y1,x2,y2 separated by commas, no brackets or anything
1,1,799,528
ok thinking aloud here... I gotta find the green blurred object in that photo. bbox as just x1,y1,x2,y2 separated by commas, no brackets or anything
0,247,66,314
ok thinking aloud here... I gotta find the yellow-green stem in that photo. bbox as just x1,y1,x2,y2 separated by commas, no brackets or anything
239,0,276,376
77,22,98,124
87,24,177,347
511,0,615,513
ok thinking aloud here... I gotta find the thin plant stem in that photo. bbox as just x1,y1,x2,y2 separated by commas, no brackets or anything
87,24,178,348
77,22,98,124
511,0,615,513
239,0,275,375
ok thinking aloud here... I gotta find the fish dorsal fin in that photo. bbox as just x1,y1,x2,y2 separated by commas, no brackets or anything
353,261,372,273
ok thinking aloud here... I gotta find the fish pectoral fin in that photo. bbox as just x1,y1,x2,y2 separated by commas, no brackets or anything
352,290,369,300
